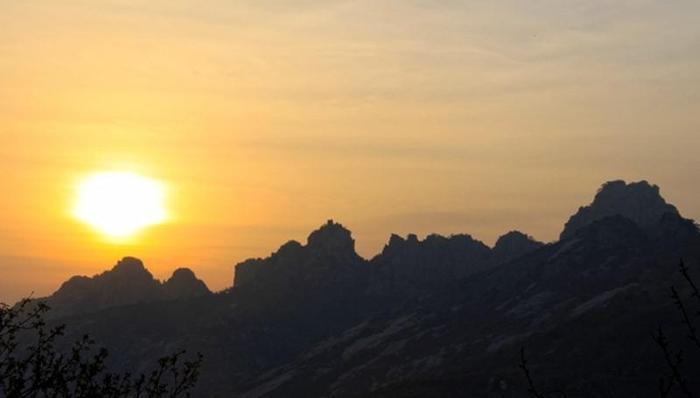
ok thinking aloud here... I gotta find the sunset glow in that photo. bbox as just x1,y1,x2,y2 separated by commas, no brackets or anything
73,172,167,239
1,1,699,304
2,2,700,394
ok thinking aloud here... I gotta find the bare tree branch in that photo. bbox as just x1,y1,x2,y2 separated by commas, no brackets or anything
1,299,203,398
519,347,546,398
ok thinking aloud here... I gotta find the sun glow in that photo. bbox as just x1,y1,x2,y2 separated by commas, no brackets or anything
73,171,167,239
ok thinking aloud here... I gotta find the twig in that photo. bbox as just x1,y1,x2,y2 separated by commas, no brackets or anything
519,347,546,398
679,261,700,307
671,286,700,351
659,377,674,398
652,326,694,398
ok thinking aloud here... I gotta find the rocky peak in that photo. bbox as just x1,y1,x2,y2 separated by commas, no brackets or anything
387,233,405,247
170,267,197,279
234,221,365,293
276,240,304,256
107,257,153,280
492,231,544,264
369,232,492,296
44,258,211,318
307,220,356,256
560,180,679,240
163,268,211,299
381,234,413,256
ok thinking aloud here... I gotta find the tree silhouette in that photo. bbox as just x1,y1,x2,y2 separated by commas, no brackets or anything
0,299,202,398
653,260,700,398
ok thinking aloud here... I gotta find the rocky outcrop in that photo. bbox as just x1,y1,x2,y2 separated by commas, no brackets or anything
492,230,544,264
368,233,492,296
44,257,210,317
307,220,358,261
233,220,366,297
163,268,211,300
236,222,544,300
560,180,679,240
367,230,543,297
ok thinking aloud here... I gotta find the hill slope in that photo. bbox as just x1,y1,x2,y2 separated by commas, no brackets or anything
37,180,700,397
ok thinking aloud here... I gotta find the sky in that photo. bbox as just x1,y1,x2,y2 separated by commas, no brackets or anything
1,0,699,304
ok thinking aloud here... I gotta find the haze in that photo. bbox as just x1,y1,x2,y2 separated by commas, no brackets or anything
1,0,699,304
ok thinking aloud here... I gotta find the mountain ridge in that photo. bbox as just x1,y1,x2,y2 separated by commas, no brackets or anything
32,179,700,397
561,180,680,240
41,257,211,318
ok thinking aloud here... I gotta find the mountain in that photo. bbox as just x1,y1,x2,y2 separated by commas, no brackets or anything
235,221,542,302
560,180,680,240
367,233,491,297
163,267,211,300
492,230,544,264
234,220,366,297
34,180,700,397
42,257,211,317
366,230,543,299
234,186,700,397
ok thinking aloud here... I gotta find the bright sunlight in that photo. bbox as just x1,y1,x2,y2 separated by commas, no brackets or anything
73,171,167,239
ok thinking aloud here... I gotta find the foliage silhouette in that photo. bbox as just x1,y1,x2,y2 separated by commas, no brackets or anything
0,299,202,398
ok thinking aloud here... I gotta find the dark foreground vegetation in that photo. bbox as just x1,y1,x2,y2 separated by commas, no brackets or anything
0,300,202,398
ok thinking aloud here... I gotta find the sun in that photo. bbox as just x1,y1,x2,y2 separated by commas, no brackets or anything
73,171,167,239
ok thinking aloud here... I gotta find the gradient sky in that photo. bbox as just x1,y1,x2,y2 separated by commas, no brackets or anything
1,0,699,303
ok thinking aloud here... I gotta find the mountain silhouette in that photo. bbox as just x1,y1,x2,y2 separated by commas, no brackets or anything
34,180,700,397
492,230,544,264
234,220,367,300
560,180,679,240
368,233,492,297
42,257,211,317
163,267,211,300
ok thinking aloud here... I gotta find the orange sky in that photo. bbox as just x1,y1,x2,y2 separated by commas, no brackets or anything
1,1,699,303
